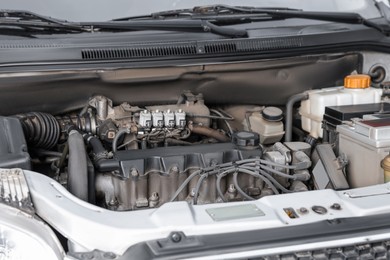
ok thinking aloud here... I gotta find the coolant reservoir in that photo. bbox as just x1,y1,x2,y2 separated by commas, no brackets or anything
300,74,382,138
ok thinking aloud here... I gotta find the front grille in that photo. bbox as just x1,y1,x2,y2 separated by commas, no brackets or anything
260,241,390,260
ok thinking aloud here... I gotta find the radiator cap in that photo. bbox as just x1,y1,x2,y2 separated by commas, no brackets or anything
344,74,371,89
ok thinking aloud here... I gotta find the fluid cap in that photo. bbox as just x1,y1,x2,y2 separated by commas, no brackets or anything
344,74,371,89
232,131,260,147
262,107,283,122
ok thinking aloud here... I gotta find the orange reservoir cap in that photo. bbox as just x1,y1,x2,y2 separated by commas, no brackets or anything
344,74,371,89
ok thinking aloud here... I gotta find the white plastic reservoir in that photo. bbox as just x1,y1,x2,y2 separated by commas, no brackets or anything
300,74,383,138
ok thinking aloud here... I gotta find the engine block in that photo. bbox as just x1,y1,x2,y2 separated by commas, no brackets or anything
96,143,263,210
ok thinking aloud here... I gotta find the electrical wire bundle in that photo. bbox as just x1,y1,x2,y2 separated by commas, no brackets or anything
169,157,311,205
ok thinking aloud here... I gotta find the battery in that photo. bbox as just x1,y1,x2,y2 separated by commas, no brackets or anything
324,103,390,128
322,103,390,144
337,119,390,188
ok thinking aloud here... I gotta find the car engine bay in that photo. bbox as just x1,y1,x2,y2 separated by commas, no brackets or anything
1,52,389,215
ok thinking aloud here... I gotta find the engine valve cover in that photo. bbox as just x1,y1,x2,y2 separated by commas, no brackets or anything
97,143,262,210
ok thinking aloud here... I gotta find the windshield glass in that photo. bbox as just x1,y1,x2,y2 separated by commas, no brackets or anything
0,0,382,22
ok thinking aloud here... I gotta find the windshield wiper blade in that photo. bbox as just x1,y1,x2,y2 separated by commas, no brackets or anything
0,20,85,33
80,20,248,38
0,9,86,32
244,7,387,34
112,6,301,21
0,9,246,37
112,5,388,35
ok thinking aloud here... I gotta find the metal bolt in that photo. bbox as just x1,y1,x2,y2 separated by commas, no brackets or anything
151,192,159,200
171,166,179,173
108,198,117,207
228,184,236,193
330,203,342,210
171,232,182,243
130,168,139,177
149,192,160,208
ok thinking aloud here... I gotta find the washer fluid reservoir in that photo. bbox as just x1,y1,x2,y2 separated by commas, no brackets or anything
300,74,383,138
247,107,284,145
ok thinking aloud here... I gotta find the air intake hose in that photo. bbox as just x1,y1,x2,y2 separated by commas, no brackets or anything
15,112,60,150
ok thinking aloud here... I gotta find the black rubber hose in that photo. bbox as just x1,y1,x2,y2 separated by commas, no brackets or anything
112,128,130,153
85,134,106,156
15,112,60,150
64,125,114,172
95,159,120,172
78,133,110,168
285,93,309,142
67,130,88,201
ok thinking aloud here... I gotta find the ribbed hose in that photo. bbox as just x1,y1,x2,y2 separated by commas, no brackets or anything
57,113,96,135
15,112,60,150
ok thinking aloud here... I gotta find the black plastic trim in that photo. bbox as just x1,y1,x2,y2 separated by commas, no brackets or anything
121,213,390,259
0,23,387,73
79,37,304,61
0,41,383,74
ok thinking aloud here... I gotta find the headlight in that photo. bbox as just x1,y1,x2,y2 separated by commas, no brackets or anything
0,169,64,260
